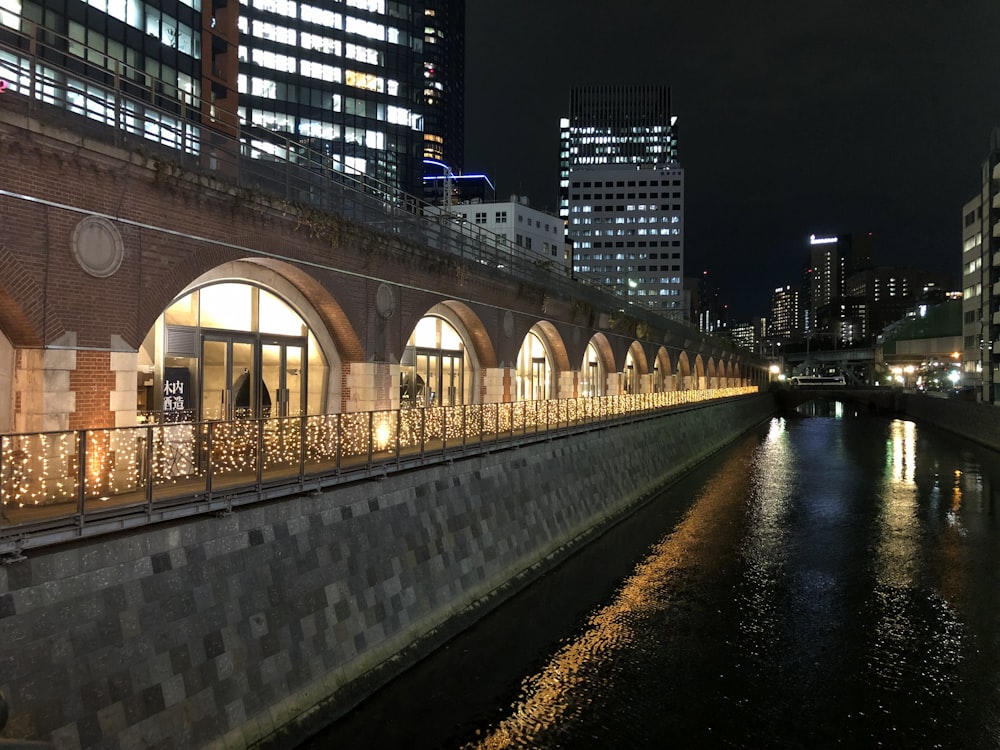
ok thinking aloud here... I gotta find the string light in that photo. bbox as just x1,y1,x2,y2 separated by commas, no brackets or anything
0,387,757,522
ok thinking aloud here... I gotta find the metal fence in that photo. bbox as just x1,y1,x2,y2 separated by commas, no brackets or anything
0,387,757,556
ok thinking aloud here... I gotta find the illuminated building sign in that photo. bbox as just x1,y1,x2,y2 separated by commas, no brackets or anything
0,80,7,93
809,233,837,245
163,367,191,421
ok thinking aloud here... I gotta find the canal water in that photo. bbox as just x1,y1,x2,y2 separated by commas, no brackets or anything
301,399,1000,749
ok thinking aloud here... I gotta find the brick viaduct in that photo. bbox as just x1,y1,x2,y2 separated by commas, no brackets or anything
0,104,762,437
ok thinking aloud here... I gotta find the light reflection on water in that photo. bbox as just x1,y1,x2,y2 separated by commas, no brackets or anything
466,441,758,749
462,407,1000,749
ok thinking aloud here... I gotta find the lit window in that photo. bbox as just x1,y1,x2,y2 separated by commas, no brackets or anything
346,69,383,92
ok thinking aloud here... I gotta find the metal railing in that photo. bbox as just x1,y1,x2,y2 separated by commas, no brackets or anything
0,387,757,556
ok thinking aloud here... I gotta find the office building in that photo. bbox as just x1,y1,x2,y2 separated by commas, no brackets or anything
566,164,684,315
431,195,569,273
844,268,954,346
807,232,874,343
962,128,1000,402
561,85,684,317
560,84,678,218
770,285,802,340
728,321,758,353
2,0,464,196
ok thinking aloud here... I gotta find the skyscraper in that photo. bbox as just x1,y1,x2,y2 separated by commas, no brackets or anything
2,0,464,196
561,85,684,318
770,285,802,340
807,232,874,342
560,84,678,217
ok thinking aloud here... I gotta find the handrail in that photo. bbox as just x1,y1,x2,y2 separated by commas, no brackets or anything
0,388,758,557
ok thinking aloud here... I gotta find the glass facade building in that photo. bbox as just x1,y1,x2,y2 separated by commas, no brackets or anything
1,0,464,196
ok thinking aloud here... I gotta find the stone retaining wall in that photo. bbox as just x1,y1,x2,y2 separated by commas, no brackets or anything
901,393,1000,452
0,394,775,749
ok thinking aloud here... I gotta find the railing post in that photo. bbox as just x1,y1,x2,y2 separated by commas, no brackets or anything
419,408,426,461
367,411,374,469
205,422,214,500
336,413,342,474
144,425,154,511
0,435,5,535
299,415,306,481
256,417,264,489
26,26,36,116
395,408,401,467
76,430,87,521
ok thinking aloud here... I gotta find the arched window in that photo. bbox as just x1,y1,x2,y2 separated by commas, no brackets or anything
652,349,674,392
400,315,472,407
624,350,637,394
515,330,552,401
579,341,604,397
140,283,329,421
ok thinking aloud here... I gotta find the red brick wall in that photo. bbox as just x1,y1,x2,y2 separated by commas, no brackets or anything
0,115,761,431
68,351,114,430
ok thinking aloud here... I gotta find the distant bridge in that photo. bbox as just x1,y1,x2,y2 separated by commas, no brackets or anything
773,385,904,415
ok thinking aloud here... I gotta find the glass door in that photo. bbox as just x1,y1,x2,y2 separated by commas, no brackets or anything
412,349,464,407
530,357,546,400
416,352,435,406
441,352,463,407
201,336,255,420
261,339,306,417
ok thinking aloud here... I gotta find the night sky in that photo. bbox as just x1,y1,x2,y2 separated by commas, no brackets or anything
463,1,1000,321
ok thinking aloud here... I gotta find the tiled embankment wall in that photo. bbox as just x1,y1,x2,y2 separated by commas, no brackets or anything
0,394,775,750
901,393,1000,452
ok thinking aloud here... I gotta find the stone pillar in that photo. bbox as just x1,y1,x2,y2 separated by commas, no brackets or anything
0,333,13,434
483,366,508,404
14,347,76,433
607,372,623,396
342,361,396,413
558,370,576,400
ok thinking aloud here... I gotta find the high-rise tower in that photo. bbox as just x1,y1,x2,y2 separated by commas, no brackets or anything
560,84,678,217
561,84,684,318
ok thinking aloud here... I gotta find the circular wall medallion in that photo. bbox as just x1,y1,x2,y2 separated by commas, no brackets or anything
375,283,395,319
503,310,514,338
72,216,124,278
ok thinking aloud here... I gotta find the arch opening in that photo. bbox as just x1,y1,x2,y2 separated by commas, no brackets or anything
401,311,479,407
516,327,556,400
139,279,334,422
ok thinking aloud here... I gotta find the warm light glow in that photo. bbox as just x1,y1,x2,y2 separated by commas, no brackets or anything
1,387,759,521
374,417,392,451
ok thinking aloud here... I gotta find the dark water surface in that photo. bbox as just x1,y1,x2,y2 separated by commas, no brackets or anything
302,401,1000,749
